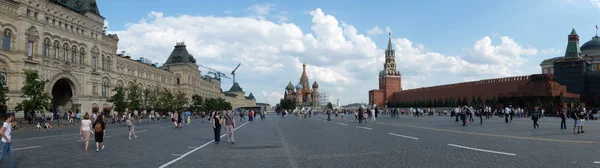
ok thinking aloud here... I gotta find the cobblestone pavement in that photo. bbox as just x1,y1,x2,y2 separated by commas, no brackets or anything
3,114,600,168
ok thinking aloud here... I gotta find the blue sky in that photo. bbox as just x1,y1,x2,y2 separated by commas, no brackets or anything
98,0,600,105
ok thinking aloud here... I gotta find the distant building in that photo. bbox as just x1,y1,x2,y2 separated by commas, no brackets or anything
283,64,320,107
318,92,329,106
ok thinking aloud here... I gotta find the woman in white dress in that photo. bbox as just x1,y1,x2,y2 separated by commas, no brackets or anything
80,113,93,151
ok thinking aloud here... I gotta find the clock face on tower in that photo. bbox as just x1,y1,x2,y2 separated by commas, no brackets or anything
388,62,395,69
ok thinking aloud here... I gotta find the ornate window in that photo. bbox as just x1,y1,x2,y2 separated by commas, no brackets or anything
1,29,12,51
101,55,105,70
106,57,112,71
92,55,97,70
102,78,110,97
42,38,50,57
71,46,77,63
79,48,85,64
27,41,33,57
63,43,69,60
53,41,59,58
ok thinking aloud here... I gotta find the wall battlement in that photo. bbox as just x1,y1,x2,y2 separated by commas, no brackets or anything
400,74,551,93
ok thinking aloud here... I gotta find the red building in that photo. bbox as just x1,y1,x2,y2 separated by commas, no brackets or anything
369,33,581,109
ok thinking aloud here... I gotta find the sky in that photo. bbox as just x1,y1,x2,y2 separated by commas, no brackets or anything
98,0,600,106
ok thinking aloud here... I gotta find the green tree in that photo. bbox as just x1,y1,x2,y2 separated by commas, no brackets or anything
15,70,51,118
456,98,462,107
141,88,156,113
279,99,295,111
152,87,163,112
173,91,189,111
326,102,333,109
477,95,483,106
127,83,142,113
190,94,204,113
216,97,232,111
0,73,9,116
107,86,128,115
462,97,468,106
158,88,174,111
471,96,477,107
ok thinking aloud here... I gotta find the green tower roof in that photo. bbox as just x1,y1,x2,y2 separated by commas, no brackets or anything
565,28,581,58
228,82,244,93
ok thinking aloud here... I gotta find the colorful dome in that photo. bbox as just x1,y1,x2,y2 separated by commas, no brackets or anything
295,82,303,90
285,81,294,90
312,81,319,88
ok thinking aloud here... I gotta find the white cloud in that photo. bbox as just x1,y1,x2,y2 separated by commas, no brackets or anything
385,26,392,34
461,36,537,67
540,48,560,55
246,3,275,19
592,0,600,8
224,10,232,15
275,11,288,23
367,25,383,36
112,5,538,105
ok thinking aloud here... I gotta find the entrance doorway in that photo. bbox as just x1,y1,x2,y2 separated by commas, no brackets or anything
51,78,74,114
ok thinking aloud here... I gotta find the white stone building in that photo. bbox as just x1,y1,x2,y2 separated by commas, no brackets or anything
0,0,255,116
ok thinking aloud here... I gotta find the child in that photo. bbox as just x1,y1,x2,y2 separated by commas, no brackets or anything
36,122,41,129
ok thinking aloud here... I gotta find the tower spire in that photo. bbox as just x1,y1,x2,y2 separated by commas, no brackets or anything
387,32,393,51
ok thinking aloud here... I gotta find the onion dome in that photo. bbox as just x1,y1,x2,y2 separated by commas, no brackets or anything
312,81,319,88
295,82,303,90
285,81,294,90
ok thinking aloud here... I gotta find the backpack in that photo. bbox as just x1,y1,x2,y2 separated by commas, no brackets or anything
94,123,103,132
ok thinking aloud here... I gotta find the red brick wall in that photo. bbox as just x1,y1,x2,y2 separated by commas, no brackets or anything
369,90,384,107
391,75,533,103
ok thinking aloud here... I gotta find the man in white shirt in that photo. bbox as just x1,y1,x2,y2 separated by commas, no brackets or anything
0,113,15,168
371,108,376,122
504,106,511,123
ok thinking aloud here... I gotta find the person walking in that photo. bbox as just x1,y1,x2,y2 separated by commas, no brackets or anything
358,108,363,123
532,106,541,130
558,108,567,129
80,113,93,151
129,113,138,139
371,108,376,122
0,113,15,168
93,115,106,152
478,106,484,125
224,110,235,144
213,112,223,144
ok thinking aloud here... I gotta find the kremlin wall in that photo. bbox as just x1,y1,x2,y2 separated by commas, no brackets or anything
370,28,600,109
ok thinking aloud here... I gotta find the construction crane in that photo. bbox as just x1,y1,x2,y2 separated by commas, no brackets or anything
198,64,230,80
231,63,241,83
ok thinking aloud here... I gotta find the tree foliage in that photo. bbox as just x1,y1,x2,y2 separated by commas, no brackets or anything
326,102,333,110
157,88,173,112
142,87,156,112
15,70,51,116
0,73,9,115
127,82,142,112
107,86,127,115
173,91,189,111
279,99,295,111
190,94,204,113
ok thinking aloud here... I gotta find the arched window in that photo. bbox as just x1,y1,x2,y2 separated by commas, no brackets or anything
71,46,77,63
106,57,112,71
42,38,50,57
79,48,85,64
102,78,110,97
62,43,69,61
53,41,59,59
2,29,12,51
101,55,105,70
92,54,97,70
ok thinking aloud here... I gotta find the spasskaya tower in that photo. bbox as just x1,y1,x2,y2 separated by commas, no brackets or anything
369,32,402,107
